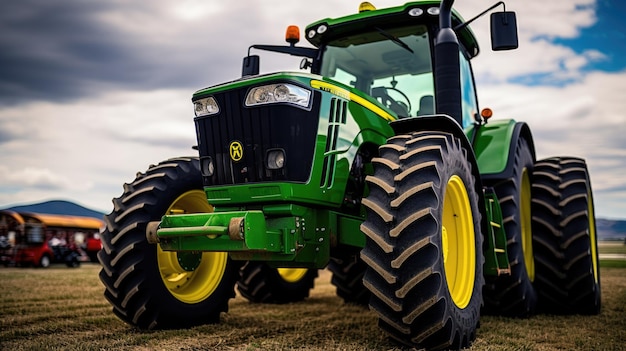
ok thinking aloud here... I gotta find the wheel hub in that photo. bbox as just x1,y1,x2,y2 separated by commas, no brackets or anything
177,252,202,271
520,168,535,282
157,190,227,304
277,268,308,283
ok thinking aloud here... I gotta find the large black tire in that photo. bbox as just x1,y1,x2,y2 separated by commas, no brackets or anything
328,255,370,305
531,157,601,314
360,131,483,350
482,137,537,317
237,263,317,303
98,157,239,330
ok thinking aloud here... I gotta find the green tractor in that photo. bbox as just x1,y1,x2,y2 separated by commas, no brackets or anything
98,0,601,349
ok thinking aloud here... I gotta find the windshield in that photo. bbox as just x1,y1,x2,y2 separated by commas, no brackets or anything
320,25,434,117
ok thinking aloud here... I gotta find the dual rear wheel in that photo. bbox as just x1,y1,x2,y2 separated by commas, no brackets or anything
532,157,601,314
483,139,600,317
359,131,600,349
482,137,537,316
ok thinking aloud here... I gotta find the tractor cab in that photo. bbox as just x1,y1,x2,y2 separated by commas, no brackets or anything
245,1,517,128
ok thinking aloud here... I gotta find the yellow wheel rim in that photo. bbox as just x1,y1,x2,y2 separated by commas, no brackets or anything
277,268,308,283
157,190,228,304
442,175,476,309
520,168,535,282
588,189,599,284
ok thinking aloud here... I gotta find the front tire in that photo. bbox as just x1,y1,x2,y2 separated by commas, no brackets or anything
531,157,601,314
237,262,317,303
98,157,239,330
39,254,51,268
360,131,483,350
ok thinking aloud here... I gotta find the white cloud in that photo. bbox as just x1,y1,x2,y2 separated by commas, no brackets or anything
462,0,625,216
171,1,225,21
478,69,626,218
512,0,596,39
0,88,197,212
0,166,84,190
457,0,599,84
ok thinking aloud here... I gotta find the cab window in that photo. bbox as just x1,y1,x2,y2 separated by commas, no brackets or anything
320,25,434,117
459,51,479,127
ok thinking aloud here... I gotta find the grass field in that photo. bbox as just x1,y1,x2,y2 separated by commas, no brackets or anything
0,247,624,350
599,241,626,268
598,241,626,255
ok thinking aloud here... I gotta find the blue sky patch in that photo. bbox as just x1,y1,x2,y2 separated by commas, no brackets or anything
554,0,626,72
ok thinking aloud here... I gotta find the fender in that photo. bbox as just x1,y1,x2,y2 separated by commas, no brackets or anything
472,119,536,181
390,115,478,173
389,114,488,240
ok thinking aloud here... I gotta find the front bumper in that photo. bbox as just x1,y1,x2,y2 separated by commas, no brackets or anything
152,204,333,268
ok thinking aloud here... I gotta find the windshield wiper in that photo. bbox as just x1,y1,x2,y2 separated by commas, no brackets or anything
375,27,414,54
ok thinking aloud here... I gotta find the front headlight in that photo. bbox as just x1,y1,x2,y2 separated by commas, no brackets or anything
245,83,311,109
194,96,220,117
266,149,286,170
200,156,214,176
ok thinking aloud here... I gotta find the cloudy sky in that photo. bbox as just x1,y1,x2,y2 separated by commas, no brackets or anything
0,0,624,220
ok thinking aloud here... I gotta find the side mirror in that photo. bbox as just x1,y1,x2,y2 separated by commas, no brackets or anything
490,11,518,50
242,55,260,77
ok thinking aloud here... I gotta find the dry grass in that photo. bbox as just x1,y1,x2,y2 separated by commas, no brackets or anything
599,241,626,255
1,263,624,351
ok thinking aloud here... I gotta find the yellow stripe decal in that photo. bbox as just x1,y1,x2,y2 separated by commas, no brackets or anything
311,80,396,122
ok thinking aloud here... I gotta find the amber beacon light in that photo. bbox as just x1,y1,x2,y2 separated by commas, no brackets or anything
285,25,300,45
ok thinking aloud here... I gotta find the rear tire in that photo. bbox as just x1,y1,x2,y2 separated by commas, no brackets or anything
237,263,317,303
98,157,239,330
482,137,537,317
361,131,483,350
328,255,369,305
531,157,601,314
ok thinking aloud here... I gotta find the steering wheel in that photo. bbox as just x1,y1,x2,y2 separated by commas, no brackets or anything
372,86,412,117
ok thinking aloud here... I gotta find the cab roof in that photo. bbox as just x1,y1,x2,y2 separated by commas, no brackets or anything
305,1,480,58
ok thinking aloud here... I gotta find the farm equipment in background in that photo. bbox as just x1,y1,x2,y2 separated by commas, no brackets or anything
15,222,82,268
0,210,104,267
0,235,11,266
98,1,600,349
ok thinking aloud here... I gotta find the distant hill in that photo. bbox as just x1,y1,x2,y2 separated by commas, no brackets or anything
1,200,105,220
596,218,626,241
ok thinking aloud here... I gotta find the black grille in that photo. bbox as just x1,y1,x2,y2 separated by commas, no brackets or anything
194,86,320,186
